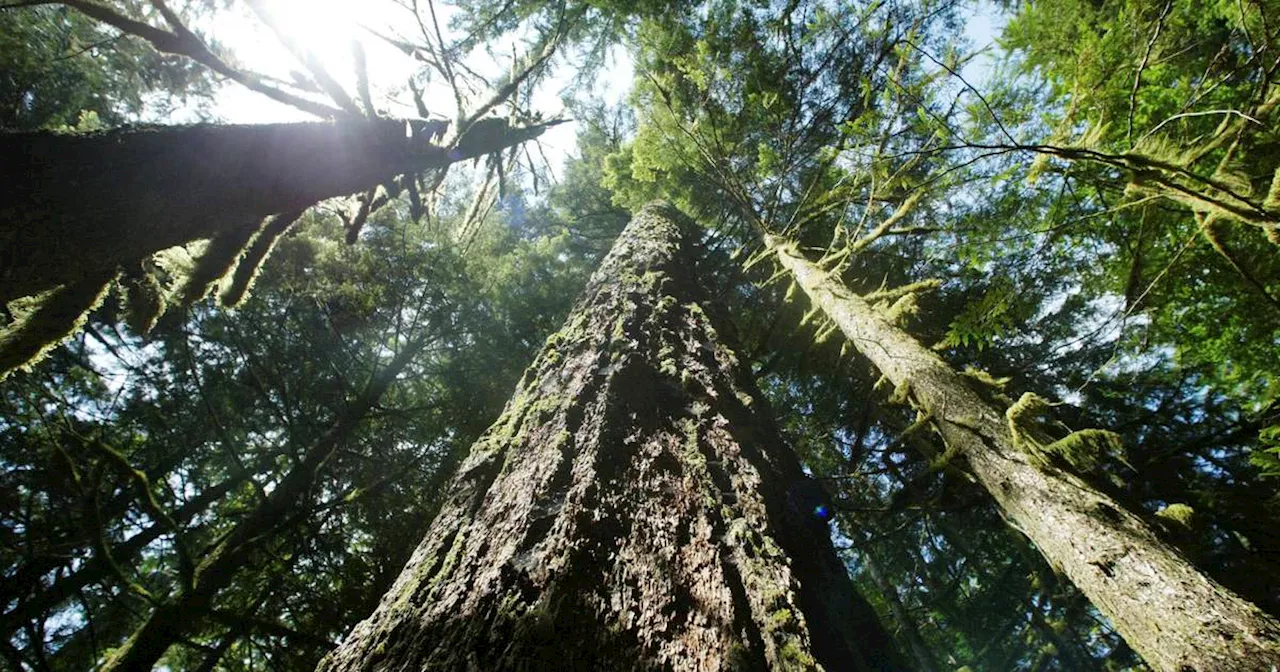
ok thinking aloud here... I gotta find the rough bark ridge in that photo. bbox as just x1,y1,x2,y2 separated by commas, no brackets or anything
320,202,904,671
770,236,1280,672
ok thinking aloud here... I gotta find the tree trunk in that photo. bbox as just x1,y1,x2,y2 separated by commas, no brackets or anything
319,202,905,671
769,236,1280,672
860,545,939,672
0,119,544,304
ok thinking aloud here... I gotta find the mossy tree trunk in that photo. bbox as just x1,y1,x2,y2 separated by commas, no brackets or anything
769,236,1280,672
319,202,905,671
0,119,542,304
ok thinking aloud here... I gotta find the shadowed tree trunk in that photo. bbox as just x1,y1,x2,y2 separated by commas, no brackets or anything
319,202,905,671
0,119,546,304
768,235,1280,672
861,545,939,672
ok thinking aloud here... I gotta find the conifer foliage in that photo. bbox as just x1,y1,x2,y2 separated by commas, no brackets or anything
3,0,1280,670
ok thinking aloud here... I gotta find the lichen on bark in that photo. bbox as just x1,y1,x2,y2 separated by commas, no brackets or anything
319,202,903,671
768,234,1280,672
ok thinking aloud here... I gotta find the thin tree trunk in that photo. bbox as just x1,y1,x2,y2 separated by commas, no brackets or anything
0,119,546,304
320,202,905,671
99,335,429,672
0,473,243,640
861,545,939,672
769,236,1280,671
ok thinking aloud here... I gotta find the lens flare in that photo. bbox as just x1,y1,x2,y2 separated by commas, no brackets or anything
812,504,833,523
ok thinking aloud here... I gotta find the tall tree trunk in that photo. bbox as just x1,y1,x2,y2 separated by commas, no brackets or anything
0,119,545,304
320,202,905,671
98,335,429,672
769,236,1280,672
860,544,939,672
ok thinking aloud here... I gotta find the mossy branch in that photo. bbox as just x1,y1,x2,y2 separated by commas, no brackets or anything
221,209,306,308
0,271,114,380
176,221,261,308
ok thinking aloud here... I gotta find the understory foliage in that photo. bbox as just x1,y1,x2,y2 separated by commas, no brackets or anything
3,0,1280,669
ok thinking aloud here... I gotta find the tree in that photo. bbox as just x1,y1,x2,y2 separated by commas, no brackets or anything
319,202,904,671
768,234,1280,671
8,0,1280,669
0,0,574,380
574,1,1280,668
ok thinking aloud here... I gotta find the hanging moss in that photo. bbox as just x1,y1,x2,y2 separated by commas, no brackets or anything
119,267,165,335
1156,503,1196,531
0,272,115,379
1006,392,1052,451
961,365,1011,389
1264,167,1280,213
175,220,262,307
1006,392,1125,473
1043,428,1125,474
221,210,306,308
881,292,920,325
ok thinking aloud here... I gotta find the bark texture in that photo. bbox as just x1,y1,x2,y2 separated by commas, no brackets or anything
320,202,904,671
770,236,1280,672
0,119,543,304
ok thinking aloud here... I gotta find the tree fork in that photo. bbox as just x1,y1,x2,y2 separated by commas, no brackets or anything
768,235,1280,672
319,202,905,671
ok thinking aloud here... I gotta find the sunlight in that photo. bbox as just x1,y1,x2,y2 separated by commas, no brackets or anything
253,0,363,76
205,0,418,122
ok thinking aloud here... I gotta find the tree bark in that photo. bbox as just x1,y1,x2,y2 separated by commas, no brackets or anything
0,119,545,304
769,236,1280,672
319,202,905,671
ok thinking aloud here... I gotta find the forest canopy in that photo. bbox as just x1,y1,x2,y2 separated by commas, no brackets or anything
1,0,1279,670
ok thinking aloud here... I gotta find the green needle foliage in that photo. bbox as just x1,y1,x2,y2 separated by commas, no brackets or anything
5,0,1280,669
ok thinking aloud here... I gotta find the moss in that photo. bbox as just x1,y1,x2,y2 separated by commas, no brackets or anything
1044,428,1125,473
768,608,794,631
725,517,751,545
726,640,753,669
222,210,304,307
659,343,679,378
426,525,471,593
881,293,919,325
1006,392,1051,450
654,294,678,314
887,379,912,405
680,418,706,470
777,639,817,669
1156,503,1196,530
783,279,799,303
813,320,838,345
0,272,114,380
961,365,1011,389
612,313,630,343
1264,166,1280,213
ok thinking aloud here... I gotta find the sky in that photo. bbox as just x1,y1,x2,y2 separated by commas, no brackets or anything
183,0,631,180
170,0,1007,192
